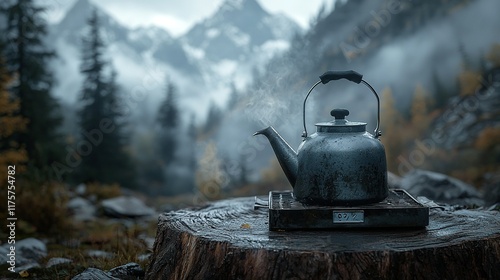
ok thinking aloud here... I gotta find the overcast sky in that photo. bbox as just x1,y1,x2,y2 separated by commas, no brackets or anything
39,0,335,36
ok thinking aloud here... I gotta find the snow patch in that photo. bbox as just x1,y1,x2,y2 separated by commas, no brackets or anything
213,59,238,78
260,40,290,54
183,44,205,60
226,26,250,47
206,28,220,39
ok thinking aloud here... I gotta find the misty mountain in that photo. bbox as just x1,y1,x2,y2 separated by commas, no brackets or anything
51,0,197,76
48,0,301,119
241,0,500,130
183,0,300,61
209,0,500,181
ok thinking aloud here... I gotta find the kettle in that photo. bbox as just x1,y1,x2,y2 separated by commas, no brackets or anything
254,70,388,206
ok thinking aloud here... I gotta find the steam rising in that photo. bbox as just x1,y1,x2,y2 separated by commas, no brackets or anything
215,0,500,180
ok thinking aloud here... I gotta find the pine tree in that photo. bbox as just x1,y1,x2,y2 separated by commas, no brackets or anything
0,58,28,182
157,79,179,165
485,43,500,67
410,84,430,134
203,101,223,134
78,10,135,188
431,71,452,110
1,0,63,173
227,82,239,110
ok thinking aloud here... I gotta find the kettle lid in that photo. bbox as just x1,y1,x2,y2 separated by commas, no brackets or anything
315,109,366,133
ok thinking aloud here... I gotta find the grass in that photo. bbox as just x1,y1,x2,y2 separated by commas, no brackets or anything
0,217,156,279
0,181,158,279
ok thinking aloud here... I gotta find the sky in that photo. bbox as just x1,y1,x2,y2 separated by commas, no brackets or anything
39,0,335,36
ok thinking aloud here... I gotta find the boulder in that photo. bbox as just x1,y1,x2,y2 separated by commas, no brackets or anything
0,238,46,272
15,238,47,261
75,183,87,196
138,253,151,262
67,197,96,221
401,169,482,205
483,173,500,206
86,249,114,259
108,262,145,280
101,196,155,218
72,268,119,280
71,263,144,280
46,257,72,268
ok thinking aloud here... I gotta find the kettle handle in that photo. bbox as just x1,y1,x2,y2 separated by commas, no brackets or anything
302,70,381,139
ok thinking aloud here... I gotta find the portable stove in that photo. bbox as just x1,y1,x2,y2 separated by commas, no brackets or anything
255,189,429,230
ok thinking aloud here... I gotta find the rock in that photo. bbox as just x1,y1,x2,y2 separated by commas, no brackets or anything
0,246,11,263
484,183,500,206
46,257,72,268
108,262,145,280
0,246,36,273
68,197,96,221
483,173,500,206
72,268,119,280
15,238,47,262
401,169,482,205
488,203,500,211
101,196,155,218
431,67,500,149
138,253,151,262
75,183,87,196
0,238,46,273
86,250,114,259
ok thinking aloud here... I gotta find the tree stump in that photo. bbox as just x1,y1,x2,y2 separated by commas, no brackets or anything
145,197,500,280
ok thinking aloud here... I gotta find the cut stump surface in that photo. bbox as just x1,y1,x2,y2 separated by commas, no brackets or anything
145,197,500,280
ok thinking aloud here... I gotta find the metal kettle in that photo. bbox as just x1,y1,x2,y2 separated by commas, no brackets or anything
254,70,388,206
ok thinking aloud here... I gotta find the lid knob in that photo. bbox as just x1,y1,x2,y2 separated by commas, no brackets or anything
330,109,350,120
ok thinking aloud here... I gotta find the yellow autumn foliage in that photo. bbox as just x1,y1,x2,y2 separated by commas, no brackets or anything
195,141,224,200
458,70,481,96
381,85,436,173
410,84,431,134
485,43,500,67
380,87,408,172
0,62,28,182
475,126,500,151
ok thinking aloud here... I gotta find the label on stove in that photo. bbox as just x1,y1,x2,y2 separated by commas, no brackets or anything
333,211,364,223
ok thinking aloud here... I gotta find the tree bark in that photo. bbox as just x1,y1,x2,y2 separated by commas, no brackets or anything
145,197,500,280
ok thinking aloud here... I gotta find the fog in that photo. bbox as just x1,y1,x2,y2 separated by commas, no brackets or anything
211,0,500,182
42,0,500,193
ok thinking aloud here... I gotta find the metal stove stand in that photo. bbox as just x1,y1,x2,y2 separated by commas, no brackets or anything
265,189,429,230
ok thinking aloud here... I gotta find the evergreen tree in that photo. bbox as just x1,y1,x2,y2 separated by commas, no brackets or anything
431,71,452,110
1,0,64,173
187,114,198,171
410,84,431,134
157,79,179,165
227,82,239,110
0,57,28,182
78,10,135,188
203,101,223,134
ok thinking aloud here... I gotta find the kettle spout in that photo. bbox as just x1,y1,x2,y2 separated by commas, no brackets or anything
253,126,298,187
